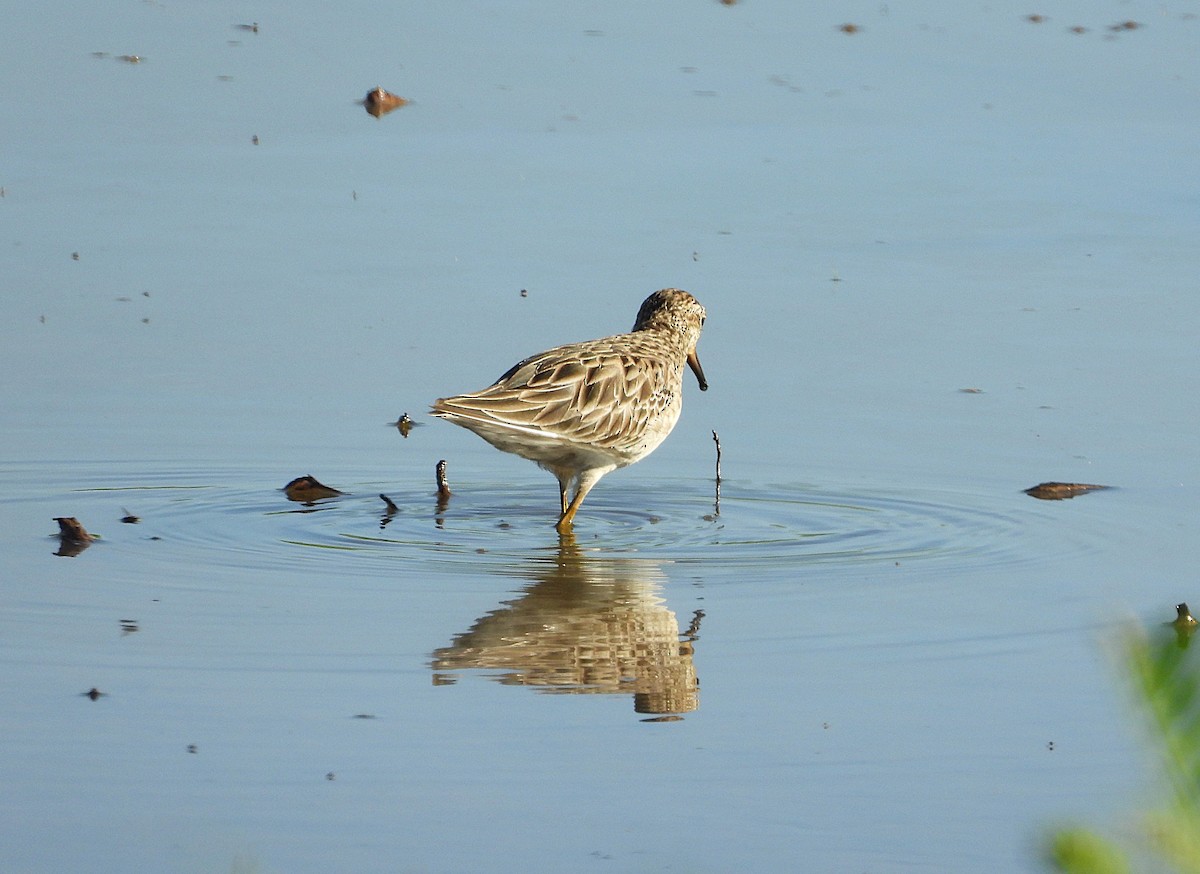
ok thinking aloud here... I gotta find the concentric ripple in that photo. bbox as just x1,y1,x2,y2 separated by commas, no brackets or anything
48,465,1083,579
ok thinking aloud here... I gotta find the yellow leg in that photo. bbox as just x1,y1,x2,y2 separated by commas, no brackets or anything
555,472,602,533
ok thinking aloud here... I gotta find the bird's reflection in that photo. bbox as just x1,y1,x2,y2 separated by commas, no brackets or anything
431,533,700,716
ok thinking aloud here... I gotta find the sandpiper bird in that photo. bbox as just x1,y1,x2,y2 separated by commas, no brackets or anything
431,288,708,532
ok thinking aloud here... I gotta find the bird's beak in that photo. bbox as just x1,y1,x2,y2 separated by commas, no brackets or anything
688,349,708,391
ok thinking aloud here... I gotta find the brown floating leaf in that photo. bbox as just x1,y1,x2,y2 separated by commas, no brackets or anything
1023,482,1111,501
283,475,344,503
363,86,408,118
54,516,95,542
838,23,861,34
53,516,95,556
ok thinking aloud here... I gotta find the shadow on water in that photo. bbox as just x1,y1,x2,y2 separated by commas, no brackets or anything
430,532,702,718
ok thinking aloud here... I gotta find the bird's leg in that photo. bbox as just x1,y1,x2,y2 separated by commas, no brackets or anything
556,475,570,516
556,471,603,533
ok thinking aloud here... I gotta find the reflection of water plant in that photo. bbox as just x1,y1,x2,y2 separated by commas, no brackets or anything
1048,620,1200,873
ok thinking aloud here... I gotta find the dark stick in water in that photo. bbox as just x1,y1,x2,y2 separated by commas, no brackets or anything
712,430,722,514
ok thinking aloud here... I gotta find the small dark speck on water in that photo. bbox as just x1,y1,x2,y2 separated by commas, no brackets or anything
392,412,415,437
84,687,104,701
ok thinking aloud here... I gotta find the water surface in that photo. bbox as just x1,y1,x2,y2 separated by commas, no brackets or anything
3,1,1199,871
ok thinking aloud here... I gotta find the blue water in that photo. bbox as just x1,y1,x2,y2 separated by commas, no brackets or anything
3,1,1199,871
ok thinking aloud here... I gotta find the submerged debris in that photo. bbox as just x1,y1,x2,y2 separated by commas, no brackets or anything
283,475,344,503
1170,602,1197,646
1023,482,1111,501
379,493,399,530
363,86,408,118
390,412,417,438
1172,602,1197,628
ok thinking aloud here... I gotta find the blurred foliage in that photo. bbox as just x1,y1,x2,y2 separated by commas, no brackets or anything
1047,619,1200,873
